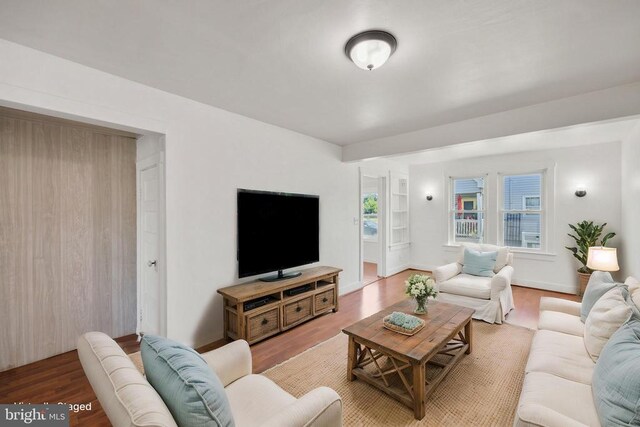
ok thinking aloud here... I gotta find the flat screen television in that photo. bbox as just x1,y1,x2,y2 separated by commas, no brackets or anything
237,189,319,281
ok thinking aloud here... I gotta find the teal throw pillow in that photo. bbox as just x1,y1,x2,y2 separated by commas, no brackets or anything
141,335,235,427
581,271,619,322
462,248,497,277
592,318,640,426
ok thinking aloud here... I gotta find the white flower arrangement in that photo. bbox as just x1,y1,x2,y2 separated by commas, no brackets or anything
404,274,437,314
405,274,437,299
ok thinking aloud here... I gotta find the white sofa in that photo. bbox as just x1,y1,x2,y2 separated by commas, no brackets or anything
78,332,342,427
514,276,639,427
433,244,515,324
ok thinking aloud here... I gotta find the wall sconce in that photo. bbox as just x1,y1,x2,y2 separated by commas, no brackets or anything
575,187,587,197
425,194,433,201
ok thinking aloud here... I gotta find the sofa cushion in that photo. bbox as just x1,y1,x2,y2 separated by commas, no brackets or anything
629,279,640,310
625,276,640,288
141,335,235,427
458,243,509,273
515,371,600,427
525,330,594,385
461,248,497,277
438,274,492,299
581,271,618,322
584,287,633,361
592,318,640,427
225,374,296,427
538,310,584,337
77,332,178,427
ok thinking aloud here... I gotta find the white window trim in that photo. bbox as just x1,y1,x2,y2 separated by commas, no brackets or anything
498,171,546,251
448,175,487,245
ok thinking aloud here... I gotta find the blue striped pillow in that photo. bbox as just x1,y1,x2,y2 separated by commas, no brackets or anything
141,335,235,427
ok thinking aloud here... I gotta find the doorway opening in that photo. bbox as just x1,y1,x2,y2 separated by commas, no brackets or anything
360,174,386,286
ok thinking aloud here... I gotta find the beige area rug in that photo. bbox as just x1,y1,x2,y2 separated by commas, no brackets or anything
263,321,534,426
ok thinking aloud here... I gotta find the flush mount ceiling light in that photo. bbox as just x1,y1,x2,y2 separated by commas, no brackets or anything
345,30,397,71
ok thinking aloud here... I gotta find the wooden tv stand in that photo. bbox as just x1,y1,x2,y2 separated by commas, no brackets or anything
218,266,341,344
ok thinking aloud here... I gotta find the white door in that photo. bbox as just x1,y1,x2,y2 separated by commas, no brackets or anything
138,161,162,335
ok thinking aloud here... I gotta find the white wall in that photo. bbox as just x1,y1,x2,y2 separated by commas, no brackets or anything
621,123,640,279
0,40,367,349
410,141,623,293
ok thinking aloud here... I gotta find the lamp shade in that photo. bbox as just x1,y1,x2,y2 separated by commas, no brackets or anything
586,246,619,271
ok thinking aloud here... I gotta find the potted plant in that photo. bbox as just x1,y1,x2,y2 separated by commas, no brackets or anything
405,274,437,314
565,220,616,295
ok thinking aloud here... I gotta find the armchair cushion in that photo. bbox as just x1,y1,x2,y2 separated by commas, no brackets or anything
77,332,178,427
457,243,510,273
225,374,296,427
261,387,342,427
141,335,235,427
461,248,497,277
433,262,462,284
201,340,252,387
438,274,492,300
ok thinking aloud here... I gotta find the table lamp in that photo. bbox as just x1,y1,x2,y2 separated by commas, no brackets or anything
586,246,619,272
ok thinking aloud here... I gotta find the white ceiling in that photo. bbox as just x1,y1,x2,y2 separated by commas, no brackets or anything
1,1,640,146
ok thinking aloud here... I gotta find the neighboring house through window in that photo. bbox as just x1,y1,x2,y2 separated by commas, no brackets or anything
500,173,544,249
450,177,485,244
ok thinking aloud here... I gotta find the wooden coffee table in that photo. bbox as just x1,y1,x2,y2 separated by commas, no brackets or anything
342,299,474,420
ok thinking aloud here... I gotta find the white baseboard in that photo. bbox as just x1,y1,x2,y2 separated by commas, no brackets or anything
339,280,363,296
386,264,411,277
410,264,437,273
512,278,577,295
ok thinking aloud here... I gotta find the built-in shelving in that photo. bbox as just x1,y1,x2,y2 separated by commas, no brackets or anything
390,173,410,247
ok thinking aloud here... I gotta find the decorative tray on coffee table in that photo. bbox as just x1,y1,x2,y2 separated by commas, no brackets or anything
382,312,425,336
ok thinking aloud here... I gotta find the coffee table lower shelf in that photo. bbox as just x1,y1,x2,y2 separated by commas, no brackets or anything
346,317,472,420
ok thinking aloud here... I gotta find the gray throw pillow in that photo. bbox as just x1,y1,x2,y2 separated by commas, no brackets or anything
141,335,235,427
580,271,618,322
592,318,640,426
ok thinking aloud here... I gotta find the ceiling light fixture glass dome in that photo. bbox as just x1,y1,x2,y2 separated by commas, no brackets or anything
345,30,397,71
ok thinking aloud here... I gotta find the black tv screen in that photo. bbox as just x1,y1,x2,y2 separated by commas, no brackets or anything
237,189,319,278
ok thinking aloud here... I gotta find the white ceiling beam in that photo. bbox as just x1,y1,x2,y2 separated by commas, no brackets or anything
342,82,640,162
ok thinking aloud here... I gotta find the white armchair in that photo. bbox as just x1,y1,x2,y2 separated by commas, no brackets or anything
78,332,342,427
433,244,515,324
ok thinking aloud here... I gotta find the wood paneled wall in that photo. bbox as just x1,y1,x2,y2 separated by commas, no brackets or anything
0,109,137,372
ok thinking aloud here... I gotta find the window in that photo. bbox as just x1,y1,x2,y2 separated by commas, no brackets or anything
362,192,378,240
450,177,485,244
501,173,544,249
523,195,541,210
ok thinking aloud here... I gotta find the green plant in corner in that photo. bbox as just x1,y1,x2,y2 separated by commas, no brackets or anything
565,220,616,273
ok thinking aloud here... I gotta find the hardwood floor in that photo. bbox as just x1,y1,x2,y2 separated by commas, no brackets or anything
362,261,379,286
0,269,578,426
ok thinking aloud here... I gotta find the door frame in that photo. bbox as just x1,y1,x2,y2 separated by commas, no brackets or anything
359,169,387,283
136,152,167,336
